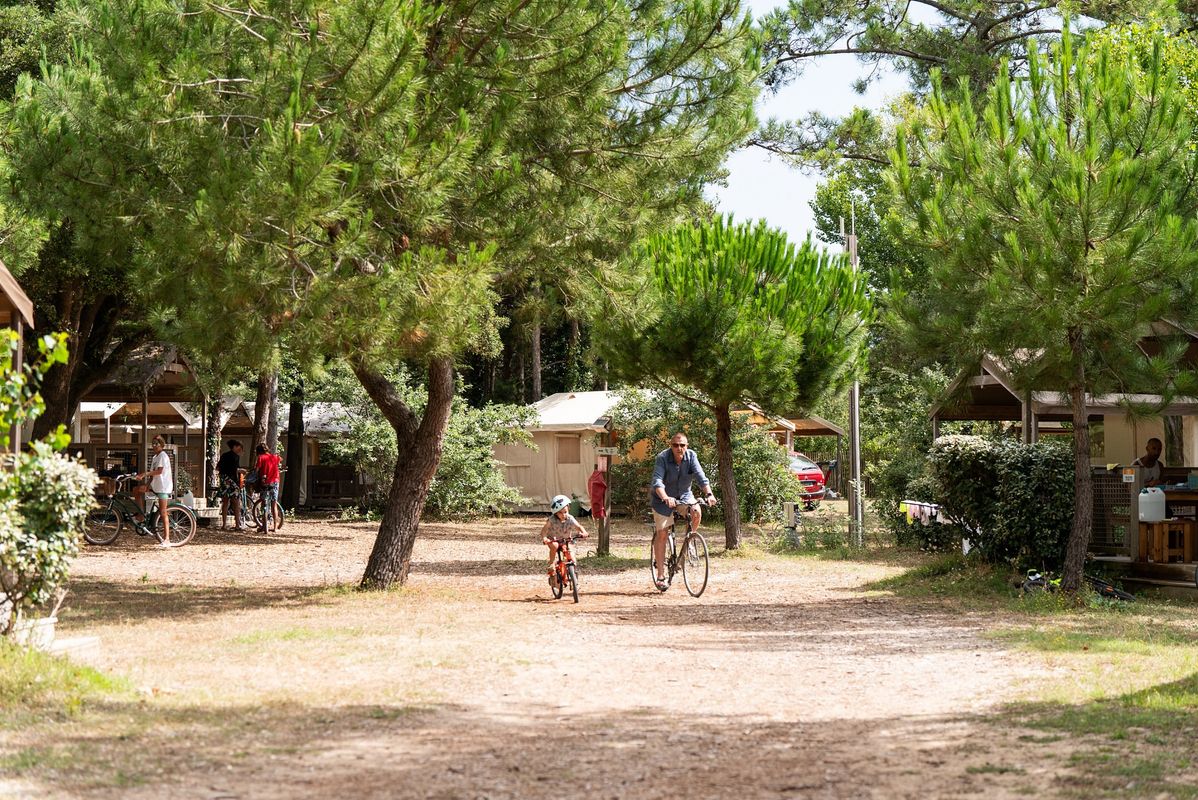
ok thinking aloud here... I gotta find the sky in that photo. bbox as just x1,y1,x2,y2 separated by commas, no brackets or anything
708,0,909,246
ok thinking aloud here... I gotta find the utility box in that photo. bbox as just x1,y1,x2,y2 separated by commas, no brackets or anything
783,501,800,529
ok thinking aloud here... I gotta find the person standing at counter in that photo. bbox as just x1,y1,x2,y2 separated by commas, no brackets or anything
1134,437,1165,487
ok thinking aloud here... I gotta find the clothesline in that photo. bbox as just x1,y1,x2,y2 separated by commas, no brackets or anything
899,500,952,525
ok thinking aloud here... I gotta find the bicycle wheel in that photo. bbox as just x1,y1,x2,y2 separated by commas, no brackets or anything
551,563,564,599
567,563,579,604
681,532,709,598
1085,575,1135,602
154,506,197,547
84,506,123,545
251,498,284,531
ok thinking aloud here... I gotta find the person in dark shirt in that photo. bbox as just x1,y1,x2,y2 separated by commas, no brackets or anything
217,440,245,530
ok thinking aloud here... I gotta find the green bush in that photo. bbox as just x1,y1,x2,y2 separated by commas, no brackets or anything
316,366,535,519
925,435,1073,567
0,331,98,636
0,444,98,635
607,389,803,523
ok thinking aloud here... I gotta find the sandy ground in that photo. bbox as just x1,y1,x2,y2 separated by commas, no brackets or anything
2,515,1082,799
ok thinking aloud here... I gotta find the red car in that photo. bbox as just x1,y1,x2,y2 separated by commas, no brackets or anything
788,452,827,510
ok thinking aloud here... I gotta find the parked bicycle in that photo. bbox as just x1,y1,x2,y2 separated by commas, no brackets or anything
86,474,198,547
548,534,582,603
650,502,709,597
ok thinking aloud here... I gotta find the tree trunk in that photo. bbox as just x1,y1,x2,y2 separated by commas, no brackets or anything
714,402,742,550
516,350,526,403
355,357,456,589
530,320,542,401
1165,415,1185,467
205,389,225,490
1060,337,1092,593
266,372,280,452
282,379,304,511
250,370,275,454
566,317,582,391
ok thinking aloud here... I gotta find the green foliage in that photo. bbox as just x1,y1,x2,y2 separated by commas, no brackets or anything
606,389,803,524
890,27,1198,589
924,435,1075,567
754,1,1162,166
317,367,534,520
0,332,97,636
862,364,954,548
599,216,872,416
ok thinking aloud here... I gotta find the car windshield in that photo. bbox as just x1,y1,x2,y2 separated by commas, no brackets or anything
789,455,818,471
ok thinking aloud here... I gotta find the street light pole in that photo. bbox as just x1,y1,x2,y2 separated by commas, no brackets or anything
842,205,865,547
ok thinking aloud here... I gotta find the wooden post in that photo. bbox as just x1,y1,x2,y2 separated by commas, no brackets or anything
13,319,22,451
598,430,612,557
141,388,149,476
200,394,209,499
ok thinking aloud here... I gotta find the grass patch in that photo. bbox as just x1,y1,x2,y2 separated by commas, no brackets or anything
1001,674,1198,798
865,553,1015,605
0,639,128,726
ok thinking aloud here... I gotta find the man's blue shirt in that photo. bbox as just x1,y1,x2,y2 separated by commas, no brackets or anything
650,447,710,516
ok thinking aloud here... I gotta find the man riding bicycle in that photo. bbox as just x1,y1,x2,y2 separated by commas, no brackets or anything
650,433,716,591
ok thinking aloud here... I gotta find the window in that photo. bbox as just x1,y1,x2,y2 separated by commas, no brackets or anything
556,435,581,464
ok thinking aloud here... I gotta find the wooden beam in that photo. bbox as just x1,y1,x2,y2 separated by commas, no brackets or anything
965,375,1004,388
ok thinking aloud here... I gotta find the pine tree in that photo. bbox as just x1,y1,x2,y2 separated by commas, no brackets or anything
595,216,871,549
889,28,1198,591
8,0,759,588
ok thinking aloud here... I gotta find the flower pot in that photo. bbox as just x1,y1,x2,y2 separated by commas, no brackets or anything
11,615,58,650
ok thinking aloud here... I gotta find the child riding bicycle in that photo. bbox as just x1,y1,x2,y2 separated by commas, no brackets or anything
541,494,588,585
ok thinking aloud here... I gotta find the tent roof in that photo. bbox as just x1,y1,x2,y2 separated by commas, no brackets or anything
530,392,618,431
933,355,1198,421
788,415,846,437
241,402,351,437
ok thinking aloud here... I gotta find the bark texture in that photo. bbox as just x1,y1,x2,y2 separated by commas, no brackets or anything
29,284,150,440
714,403,742,550
1165,415,1185,467
355,357,455,589
530,320,542,401
205,389,225,489
250,369,277,455
1060,337,1092,594
283,380,304,511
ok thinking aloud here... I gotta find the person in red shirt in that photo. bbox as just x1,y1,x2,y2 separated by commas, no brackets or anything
254,444,282,532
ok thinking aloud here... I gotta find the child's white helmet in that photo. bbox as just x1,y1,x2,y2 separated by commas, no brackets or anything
550,495,570,513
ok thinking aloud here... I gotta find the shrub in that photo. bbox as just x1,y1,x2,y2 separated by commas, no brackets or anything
0,444,98,635
607,389,803,523
924,435,1073,567
0,331,98,637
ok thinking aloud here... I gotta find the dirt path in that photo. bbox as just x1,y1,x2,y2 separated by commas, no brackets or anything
3,517,1073,799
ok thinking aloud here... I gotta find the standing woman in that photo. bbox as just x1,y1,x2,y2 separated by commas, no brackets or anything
254,443,282,532
139,435,174,546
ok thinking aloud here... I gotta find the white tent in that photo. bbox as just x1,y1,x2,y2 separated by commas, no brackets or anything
493,391,617,511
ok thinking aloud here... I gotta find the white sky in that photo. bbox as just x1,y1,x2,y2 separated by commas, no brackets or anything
708,0,909,245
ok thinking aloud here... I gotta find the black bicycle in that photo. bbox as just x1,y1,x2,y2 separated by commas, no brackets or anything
1021,570,1135,602
86,474,198,547
650,501,710,597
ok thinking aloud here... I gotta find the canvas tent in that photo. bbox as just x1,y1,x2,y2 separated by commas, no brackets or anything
494,392,617,512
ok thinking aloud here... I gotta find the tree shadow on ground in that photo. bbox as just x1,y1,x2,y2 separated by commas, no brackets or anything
581,597,997,656
58,578,343,628
11,684,1195,800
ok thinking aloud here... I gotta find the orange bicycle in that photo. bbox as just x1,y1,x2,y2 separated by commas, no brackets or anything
548,535,581,603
